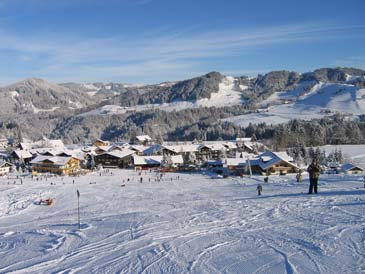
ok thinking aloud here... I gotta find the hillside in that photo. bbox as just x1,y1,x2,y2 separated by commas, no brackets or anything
0,67,365,143
0,78,98,118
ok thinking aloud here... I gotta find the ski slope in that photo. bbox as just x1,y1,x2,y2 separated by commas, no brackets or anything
223,83,365,127
0,170,364,273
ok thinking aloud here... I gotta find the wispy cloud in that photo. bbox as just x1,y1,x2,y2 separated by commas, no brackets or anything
0,21,363,83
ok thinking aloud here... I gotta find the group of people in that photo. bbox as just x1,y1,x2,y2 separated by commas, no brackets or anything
257,158,322,196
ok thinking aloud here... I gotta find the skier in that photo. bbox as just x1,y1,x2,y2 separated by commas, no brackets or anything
296,172,302,182
257,184,263,196
140,177,143,184
307,159,321,194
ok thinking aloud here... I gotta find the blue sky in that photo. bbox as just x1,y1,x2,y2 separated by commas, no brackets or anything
0,0,364,84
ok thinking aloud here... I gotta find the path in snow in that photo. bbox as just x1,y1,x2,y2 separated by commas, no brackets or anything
0,170,364,273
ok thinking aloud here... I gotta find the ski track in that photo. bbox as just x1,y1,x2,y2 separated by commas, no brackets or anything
0,170,364,273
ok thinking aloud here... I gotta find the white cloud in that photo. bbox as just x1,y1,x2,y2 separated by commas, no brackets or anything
0,21,363,83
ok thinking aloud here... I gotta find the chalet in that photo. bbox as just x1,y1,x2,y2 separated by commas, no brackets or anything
93,139,110,147
133,155,184,169
94,146,112,155
208,158,247,176
136,135,153,146
94,149,135,168
129,145,147,156
19,142,33,150
250,151,299,175
11,150,34,164
36,149,71,157
199,143,229,161
162,144,201,164
340,163,364,174
30,156,80,175
0,160,13,176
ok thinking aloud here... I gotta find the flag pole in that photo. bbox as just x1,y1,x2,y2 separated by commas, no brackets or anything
77,190,80,229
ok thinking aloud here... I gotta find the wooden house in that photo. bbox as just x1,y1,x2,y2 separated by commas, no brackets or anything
0,160,13,176
93,139,110,147
162,144,201,164
340,163,364,174
11,150,34,164
30,156,80,175
94,149,135,168
250,151,299,175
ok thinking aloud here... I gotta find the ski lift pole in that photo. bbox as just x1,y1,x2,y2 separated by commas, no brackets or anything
77,190,80,230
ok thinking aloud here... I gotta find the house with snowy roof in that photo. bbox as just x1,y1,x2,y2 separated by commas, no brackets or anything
11,150,34,164
0,160,13,176
133,155,184,169
92,139,110,147
30,155,81,175
94,149,135,168
249,151,299,175
340,163,364,174
136,135,153,146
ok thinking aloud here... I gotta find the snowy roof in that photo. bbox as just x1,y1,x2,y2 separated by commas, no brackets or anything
133,155,183,165
222,142,237,149
30,155,76,166
93,139,110,145
95,146,112,152
12,150,33,159
136,135,152,142
129,145,147,152
30,148,71,157
19,142,33,150
133,155,163,165
0,160,13,167
143,144,163,155
243,142,254,151
98,149,135,159
201,143,227,151
250,151,299,170
341,163,364,171
222,158,247,166
68,150,86,160
236,138,252,142
162,144,201,153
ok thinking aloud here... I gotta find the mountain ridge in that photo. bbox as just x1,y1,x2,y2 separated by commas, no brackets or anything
1,67,364,143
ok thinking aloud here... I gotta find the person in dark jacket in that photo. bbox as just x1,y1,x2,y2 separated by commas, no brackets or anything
257,184,263,196
307,159,321,194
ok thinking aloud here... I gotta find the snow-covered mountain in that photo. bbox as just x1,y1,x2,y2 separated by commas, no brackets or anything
224,78,365,128
0,78,98,117
0,67,365,143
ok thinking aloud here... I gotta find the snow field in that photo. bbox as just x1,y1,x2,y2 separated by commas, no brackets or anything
0,170,364,273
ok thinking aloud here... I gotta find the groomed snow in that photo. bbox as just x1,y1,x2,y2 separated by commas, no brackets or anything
224,83,365,127
0,170,364,273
